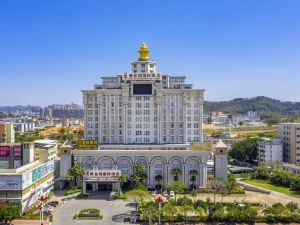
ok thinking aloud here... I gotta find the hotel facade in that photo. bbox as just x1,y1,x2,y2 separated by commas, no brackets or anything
73,44,211,192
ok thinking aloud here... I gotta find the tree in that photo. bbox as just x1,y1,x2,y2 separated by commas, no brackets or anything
208,179,226,202
166,181,187,201
189,170,198,189
0,206,19,223
229,137,260,163
131,163,147,186
66,162,85,188
126,189,151,211
118,175,127,193
155,175,163,185
171,168,182,181
226,173,236,193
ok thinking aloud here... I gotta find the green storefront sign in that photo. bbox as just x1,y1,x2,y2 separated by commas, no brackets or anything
32,167,41,183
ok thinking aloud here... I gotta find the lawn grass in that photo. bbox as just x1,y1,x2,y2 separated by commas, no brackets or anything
245,179,300,197
64,188,81,196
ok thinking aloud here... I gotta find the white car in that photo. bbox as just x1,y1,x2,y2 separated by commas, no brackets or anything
43,205,54,212
169,191,175,196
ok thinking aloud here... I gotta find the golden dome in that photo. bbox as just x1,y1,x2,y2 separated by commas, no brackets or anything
138,43,150,61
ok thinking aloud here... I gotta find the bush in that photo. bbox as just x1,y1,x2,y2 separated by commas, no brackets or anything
64,188,81,196
115,194,127,199
176,196,193,206
0,206,20,223
77,208,103,220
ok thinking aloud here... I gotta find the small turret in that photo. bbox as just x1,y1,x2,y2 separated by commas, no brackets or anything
138,43,150,61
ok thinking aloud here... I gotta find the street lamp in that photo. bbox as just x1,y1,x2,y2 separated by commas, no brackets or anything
37,195,47,225
155,195,165,225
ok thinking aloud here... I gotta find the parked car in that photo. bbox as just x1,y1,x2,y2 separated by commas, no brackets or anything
50,200,59,205
47,202,58,207
107,195,115,201
169,191,175,196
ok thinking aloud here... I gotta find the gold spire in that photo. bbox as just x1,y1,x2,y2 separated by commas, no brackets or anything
138,43,150,61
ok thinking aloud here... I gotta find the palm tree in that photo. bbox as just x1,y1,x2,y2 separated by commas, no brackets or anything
118,175,127,194
155,175,163,185
171,168,182,181
189,170,198,189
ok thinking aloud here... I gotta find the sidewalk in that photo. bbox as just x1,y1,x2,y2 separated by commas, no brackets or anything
11,220,49,225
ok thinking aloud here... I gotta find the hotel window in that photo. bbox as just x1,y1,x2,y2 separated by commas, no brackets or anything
128,117,131,122
136,96,142,101
88,117,92,121
144,103,150,108
136,103,142,108
141,64,145,68
144,131,150,135
128,110,131,115
144,117,150,122
194,123,199,128
128,103,131,108
111,102,114,107
144,96,150,101
88,110,92,115
128,130,131,135
144,110,150,115
188,123,191,128
88,104,92,108
133,64,137,68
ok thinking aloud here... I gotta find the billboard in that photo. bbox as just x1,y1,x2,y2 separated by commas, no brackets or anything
13,146,22,156
78,140,98,150
31,160,55,183
0,146,10,157
0,160,9,169
0,175,22,190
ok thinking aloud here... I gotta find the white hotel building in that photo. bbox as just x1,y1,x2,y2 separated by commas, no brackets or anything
73,44,211,192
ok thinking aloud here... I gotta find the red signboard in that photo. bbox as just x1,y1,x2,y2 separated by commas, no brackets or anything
13,146,21,156
0,146,10,157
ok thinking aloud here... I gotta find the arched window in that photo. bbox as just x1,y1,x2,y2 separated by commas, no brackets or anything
85,158,94,170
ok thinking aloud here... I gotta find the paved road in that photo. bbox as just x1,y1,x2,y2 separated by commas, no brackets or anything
52,191,134,225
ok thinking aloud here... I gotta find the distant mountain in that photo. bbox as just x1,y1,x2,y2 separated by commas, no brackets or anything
204,96,300,115
0,105,41,113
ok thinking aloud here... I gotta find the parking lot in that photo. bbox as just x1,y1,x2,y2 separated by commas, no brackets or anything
52,191,134,225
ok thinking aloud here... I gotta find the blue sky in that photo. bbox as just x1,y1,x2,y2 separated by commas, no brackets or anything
0,0,299,106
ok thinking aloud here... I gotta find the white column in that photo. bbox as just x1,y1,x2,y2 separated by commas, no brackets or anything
183,164,187,184
203,164,207,187
147,164,151,187
82,177,87,194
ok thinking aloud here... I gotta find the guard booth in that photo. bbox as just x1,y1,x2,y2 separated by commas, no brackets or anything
82,169,121,193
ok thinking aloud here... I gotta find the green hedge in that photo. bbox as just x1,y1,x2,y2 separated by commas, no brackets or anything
77,208,103,220
115,194,127,199
64,188,81,196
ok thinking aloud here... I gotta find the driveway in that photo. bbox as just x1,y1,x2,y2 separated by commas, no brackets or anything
52,191,134,225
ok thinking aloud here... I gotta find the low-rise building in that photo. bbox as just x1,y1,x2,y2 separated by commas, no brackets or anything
257,138,283,165
0,143,35,169
0,122,15,144
34,140,58,162
0,160,55,212
278,123,300,164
